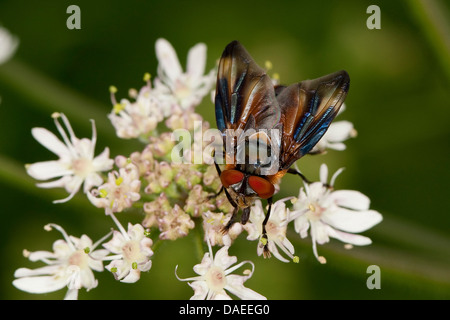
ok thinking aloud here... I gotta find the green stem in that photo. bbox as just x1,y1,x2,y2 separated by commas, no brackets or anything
0,59,112,134
151,239,163,253
407,0,450,83
288,215,450,287
192,218,205,261
0,154,96,212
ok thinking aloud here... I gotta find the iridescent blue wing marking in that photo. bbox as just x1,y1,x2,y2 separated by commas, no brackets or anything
214,41,281,133
277,70,350,170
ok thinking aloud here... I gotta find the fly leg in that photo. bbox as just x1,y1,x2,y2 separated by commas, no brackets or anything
287,168,313,184
287,168,331,188
261,197,273,258
221,188,239,233
206,160,225,201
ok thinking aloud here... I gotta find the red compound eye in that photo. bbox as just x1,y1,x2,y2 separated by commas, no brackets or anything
248,176,275,199
220,170,244,188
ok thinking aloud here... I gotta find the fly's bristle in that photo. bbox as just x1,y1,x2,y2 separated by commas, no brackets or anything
220,225,230,235
263,246,272,259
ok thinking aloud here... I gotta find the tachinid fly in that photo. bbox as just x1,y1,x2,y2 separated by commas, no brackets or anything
213,40,350,256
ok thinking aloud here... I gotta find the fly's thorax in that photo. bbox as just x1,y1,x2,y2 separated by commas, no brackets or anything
224,128,281,176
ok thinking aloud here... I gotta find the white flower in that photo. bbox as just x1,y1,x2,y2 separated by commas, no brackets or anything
289,164,383,264
154,38,216,114
202,211,242,247
88,162,141,214
245,199,298,263
108,77,164,139
176,239,266,300
0,26,19,65
26,113,114,203
311,104,357,153
102,220,153,283
157,204,195,240
13,224,110,300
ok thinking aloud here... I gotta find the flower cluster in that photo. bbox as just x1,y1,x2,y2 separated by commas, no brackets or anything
15,38,382,299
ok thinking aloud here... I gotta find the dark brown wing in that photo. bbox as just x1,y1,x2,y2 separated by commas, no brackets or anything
214,41,280,133
277,70,350,170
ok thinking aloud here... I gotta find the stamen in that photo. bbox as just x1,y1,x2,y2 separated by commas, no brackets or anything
260,237,268,246
113,103,125,114
99,189,108,198
109,85,118,94
92,230,113,250
143,72,151,82
330,167,345,187
89,119,97,157
109,85,118,105
44,223,76,251
128,88,138,98
108,212,130,241
115,176,124,186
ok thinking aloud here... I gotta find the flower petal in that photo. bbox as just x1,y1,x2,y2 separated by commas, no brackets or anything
35,176,71,189
319,164,328,184
103,230,127,254
329,190,371,211
225,275,267,300
214,246,237,270
324,121,354,142
13,274,69,294
0,26,19,64
26,250,57,262
325,225,373,245
310,220,330,245
64,288,79,300
120,268,141,283
188,280,209,300
27,160,72,180
322,208,383,233
31,127,70,158
156,38,182,82
79,268,98,290
187,43,206,80
193,253,213,276
293,214,310,238
14,265,60,277
92,147,114,172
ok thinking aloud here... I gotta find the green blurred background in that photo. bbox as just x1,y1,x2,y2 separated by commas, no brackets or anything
0,0,449,300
